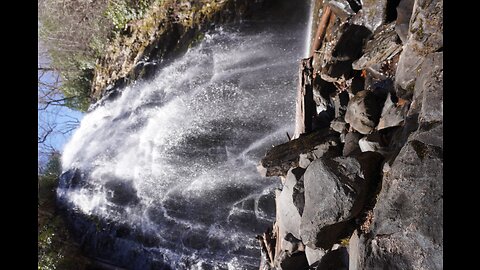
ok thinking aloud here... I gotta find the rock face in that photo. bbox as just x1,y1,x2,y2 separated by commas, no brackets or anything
258,0,442,269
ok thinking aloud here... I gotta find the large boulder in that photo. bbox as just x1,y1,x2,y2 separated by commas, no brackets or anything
300,157,367,249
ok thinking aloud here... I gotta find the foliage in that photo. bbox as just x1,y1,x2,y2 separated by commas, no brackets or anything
38,153,91,270
38,0,155,111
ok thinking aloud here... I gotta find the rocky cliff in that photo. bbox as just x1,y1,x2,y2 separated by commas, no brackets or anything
257,0,443,269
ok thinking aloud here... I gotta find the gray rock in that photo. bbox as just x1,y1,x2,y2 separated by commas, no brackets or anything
351,0,388,32
352,22,403,71
277,168,304,240
278,251,310,270
305,246,326,266
395,0,415,44
282,233,305,255
345,90,383,134
395,0,443,95
300,157,365,249
320,24,372,83
330,117,347,133
358,137,443,269
292,169,305,216
348,230,360,270
326,0,355,21
315,247,349,270
377,92,409,130
342,132,362,157
418,53,443,124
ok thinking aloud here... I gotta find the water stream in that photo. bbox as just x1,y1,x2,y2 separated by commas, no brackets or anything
59,3,309,269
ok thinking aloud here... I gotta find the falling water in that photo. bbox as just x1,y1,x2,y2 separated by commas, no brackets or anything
58,3,309,270
304,0,315,57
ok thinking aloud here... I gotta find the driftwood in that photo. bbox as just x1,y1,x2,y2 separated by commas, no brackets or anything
257,226,276,268
294,57,315,138
257,128,338,177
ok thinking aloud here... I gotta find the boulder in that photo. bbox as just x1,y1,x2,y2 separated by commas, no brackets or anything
305,246,326,266
352,22,402,71
344,90,383,134
351,0,388,32
330,117,347,133
300,157,367,249
277,168,305,240
278,251,310,270
342,132,362,157
281,233,305,254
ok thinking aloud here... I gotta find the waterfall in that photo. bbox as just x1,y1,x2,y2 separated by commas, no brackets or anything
58,4,309,270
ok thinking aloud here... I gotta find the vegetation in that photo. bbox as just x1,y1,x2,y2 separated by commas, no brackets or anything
38,152,91,270
38,0,155,112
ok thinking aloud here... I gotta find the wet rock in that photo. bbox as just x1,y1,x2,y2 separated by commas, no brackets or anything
351,0,388,32
377,92,409,130
395,0,415,44
305,246,326,266
277,168,305,240
395,0,443,95
352,22,402,71
344,90,383,134
358,137,443,269
258,128,340,177
104,179,139,206
315,246,349,270
300,157,366,249
342,131,362,156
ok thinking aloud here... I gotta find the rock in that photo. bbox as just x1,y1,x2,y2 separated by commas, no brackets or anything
104,179,139,206
395,0,443,95
377,92,409,130
277,168,305,240
395,0,415,44
300,157,367,249
351,0,388,32
312,76,336,110
348,230,360,270
352,22,402,71
305,246,326,266
418,53,443,124
330,117,347,133
342,132,362,157
358,137,443,269
278,251,310,270
281,233,305,254
292,170,305,216
344,90,383,134
258,128,340,177
320,24,372,83
358,134,389,155
315,246,349,270
326,0,355,21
